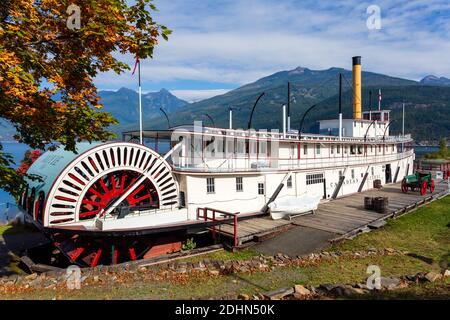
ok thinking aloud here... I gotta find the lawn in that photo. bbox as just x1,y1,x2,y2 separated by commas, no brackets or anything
2,195,449,299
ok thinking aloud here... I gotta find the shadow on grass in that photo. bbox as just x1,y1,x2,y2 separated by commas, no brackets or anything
406,253,434,265
230,273,270,292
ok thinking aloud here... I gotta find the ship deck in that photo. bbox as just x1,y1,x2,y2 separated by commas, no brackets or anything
216,180,449,245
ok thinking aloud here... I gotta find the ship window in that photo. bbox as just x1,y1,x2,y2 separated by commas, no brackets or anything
236,140,245,154
206,178,215,194
287,176,292,188
371,167,374,176
350,145,356,155
351,169,355,179
227,139,234,154
370,145,373,153
392,145,394,151
331,145,334,154
344,146,348,154
250,140,257,155
236,177,243,192
357,145,363,154
337,145,340,154
306,173,324,185
379,145,381,152
258,183,265,195
303,144,308,155
259,141,267,154
316,144,321,155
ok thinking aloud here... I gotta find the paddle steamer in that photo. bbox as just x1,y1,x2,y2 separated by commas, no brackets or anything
19,56,415,266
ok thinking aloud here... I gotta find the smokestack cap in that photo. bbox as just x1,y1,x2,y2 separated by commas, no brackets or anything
352,56,362,66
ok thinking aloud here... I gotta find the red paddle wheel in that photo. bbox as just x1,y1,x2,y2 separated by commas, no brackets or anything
22,142,181,267
53,170,160,267
51,232,154,267
79,170,159,220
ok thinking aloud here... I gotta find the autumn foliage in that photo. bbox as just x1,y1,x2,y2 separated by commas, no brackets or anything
16,150,42,175
0,0,170,196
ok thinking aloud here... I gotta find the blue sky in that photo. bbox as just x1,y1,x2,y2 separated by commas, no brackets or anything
94,0,450,102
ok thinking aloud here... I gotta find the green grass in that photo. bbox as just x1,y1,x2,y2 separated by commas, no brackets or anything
179,247,260,263
2,196,450,299
329,195,450,269
0,223,35,236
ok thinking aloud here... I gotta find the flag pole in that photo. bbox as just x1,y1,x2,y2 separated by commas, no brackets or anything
138,57,143,145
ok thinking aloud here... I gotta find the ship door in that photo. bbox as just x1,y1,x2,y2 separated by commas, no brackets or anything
385,164,392,183
306,173,326,199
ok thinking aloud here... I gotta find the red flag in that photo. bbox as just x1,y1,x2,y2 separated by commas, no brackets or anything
132,56,140,75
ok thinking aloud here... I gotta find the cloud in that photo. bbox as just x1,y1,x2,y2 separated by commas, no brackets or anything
94,0,450,92
170,89,231,102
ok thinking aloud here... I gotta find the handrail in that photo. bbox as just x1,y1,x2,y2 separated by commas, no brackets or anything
197,207,240,247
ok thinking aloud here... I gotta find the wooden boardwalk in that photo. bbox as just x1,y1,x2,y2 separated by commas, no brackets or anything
217,180,449,245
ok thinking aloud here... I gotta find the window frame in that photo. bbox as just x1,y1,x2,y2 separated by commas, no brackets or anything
206,177,215,194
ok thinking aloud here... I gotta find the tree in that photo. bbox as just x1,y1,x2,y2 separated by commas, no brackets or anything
0,0,171,197
438,138,448,158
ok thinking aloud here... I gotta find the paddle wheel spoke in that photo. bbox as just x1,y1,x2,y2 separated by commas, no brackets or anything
78,170,159,220
79,210,100,218
131,194,151,205
99,177,109,193
88,187,103,198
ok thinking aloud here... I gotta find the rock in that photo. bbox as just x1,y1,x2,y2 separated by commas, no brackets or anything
175,268,187,274
263,287,294,300
425,271,442,282
443,270,450,277
138,266,147,273
319,284,337,292
238,293,250,300
332,285,355,296
93,276,99,283
380,277,401,290
209,270,220,276
385,248,395,253
25,273,38,281
294,285,311,296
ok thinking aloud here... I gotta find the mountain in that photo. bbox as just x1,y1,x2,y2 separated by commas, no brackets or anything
420,75,450,86
120,66,450,142
99,88,188,125
123,66,417,130
0,88,188,141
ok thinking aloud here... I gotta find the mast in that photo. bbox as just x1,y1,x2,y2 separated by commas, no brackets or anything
339,73,342,140
287,82,291,132
138,59,143,144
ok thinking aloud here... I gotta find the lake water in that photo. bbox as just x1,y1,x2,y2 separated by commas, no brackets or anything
0,142,29,222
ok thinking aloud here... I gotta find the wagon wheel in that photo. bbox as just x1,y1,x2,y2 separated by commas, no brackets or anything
420,180,428,196
401,178,408,193
429,179,435,193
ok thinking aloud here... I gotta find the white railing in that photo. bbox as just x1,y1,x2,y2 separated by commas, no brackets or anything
173,149,414,173
201,126,412,144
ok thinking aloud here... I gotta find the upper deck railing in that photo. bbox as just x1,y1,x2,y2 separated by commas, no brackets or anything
193,127,412,144
172,149,415,173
